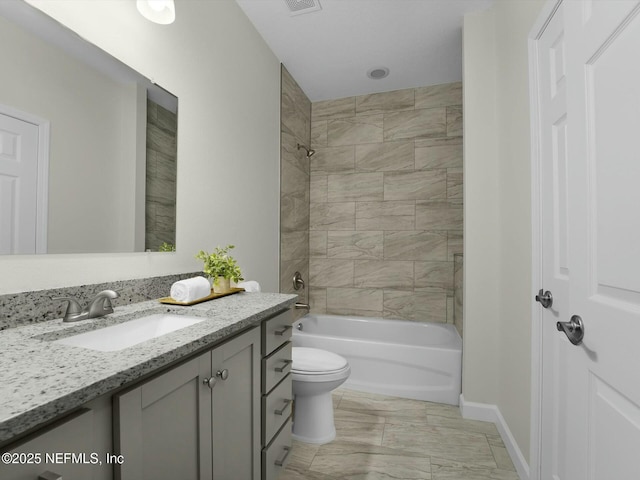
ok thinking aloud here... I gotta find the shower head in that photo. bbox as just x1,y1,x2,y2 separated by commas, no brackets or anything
297,143,316,158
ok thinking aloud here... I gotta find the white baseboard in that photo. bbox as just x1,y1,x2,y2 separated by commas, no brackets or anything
459,394,530,480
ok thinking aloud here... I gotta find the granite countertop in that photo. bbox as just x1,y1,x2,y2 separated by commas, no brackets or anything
0,292,297,444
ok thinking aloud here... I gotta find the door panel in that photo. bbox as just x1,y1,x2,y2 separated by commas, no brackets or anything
0,113,39,254
536,1,640,479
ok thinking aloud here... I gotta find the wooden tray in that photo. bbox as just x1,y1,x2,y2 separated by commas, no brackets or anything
159,287,244,306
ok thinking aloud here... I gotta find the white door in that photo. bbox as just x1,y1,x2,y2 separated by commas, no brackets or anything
534,1,640,479
0,112,43,254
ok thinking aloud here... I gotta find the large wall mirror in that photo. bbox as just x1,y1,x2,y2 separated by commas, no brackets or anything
0,1,178,255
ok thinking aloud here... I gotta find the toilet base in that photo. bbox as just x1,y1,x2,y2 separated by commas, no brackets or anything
291,391,336,445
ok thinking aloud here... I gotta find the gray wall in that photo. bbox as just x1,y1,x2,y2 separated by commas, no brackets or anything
307,84,463,330
280,65,311,320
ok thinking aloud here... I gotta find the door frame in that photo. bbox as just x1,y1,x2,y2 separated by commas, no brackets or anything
527,1,563,479
0,103,50,254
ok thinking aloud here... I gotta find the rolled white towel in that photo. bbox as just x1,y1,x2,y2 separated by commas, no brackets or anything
170,276,211,303
237,280,261,293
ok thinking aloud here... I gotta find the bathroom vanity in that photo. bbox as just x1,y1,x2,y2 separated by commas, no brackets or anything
0,292,296,480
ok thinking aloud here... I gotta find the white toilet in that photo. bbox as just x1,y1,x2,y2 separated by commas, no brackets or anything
291,347,351,444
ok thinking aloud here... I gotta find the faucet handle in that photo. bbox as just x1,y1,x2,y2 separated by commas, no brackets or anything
53,296,83,315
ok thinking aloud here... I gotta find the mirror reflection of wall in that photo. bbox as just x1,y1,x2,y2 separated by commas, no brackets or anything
0,1,178,255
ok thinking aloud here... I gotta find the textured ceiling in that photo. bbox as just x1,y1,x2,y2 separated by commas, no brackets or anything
234,0,493,101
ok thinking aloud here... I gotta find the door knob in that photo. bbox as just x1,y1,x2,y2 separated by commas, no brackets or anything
216,369,229,380
535,289,553,308
556,315,584,346
202,376,217,389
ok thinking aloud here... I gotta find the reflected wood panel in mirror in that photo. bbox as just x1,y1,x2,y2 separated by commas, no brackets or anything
0,0,177,254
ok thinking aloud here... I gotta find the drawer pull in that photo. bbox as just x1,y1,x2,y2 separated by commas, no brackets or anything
39,472,62,480
274,398,292,416
274,446,291,467
273,325,292,336
274,359,293,373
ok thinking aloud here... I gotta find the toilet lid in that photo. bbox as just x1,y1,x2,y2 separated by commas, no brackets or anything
292,347,348,373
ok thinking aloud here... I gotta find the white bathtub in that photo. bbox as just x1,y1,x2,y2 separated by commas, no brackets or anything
292,314,462,405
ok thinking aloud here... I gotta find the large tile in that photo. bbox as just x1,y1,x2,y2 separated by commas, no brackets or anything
281,462,338,480
415,201,463,231
310,450,431,479
415,140,463,170
311,120,328,147
290,440,321,469
415,82,462,109
383,290,447,322
414,261,454,289
430,457,519,480
355,141,415,172
447,168,463,199
384,170,447,201
282,67,311,141
313,97,356,120
447,232,463,261
356,201,415,231
356,89,415,115
427,415,499,436
338,390,429,421
490,444,516,472
382,422,497,468
310,231,328,257
310,175,328,203
446,105,463,137
310,259,355,287
384,231,448,261
282,123,310,175
327,231,384,260
310,146,355,174
334,408,386,425
328,115,384,146
326,306,383,318
281,188,310,233
334,419,385,446
281,259,309,296
384,108,446,141
309,287,327,313
328,173,384,202
454,255,463,336
281,231,309,261
326,287,383,312
310,202,356,230
354,261,414,288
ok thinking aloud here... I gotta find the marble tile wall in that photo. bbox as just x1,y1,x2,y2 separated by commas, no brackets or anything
280,66,311,320
146,99,177,251
309,83,463,331
0,271,200,330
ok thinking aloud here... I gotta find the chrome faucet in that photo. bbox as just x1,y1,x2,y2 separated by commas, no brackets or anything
55,290,119,322
295,302,310,310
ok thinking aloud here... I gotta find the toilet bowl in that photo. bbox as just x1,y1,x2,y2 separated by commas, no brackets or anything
291,347,351,444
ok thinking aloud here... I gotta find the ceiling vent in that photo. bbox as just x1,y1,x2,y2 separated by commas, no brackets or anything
284,0,322,16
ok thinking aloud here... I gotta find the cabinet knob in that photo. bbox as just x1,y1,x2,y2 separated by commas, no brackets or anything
39,472,62,480
202,376,217,389
216,369,229,381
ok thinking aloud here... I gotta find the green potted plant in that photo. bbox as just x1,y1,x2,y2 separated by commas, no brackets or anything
196,244,244,294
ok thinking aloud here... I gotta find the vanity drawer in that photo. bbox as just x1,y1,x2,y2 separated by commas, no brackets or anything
262,309,293,356
262,341,292,394
262,373,292,445
262,417,292,480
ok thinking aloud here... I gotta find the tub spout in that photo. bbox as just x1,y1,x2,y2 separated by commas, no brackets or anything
295,302,310,310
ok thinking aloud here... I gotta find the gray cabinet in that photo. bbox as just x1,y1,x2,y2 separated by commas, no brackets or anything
261,309,293,480
0,395,113,480
115,326,261,480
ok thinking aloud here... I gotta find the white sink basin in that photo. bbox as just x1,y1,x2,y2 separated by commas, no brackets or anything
53,314,205,352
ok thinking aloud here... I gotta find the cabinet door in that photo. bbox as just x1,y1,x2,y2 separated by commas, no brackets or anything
0,409,94,480
211,327,260,480
114,352,212,480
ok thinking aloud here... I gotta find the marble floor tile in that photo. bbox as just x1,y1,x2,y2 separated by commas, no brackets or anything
382,422,497,468
310,451,432,479
335,419,385,446
430,457,519,480
284,389,517,480
425,414,500,436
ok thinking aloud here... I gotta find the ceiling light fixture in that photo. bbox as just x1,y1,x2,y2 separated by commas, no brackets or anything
137,0,176,25
367,67,390,80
